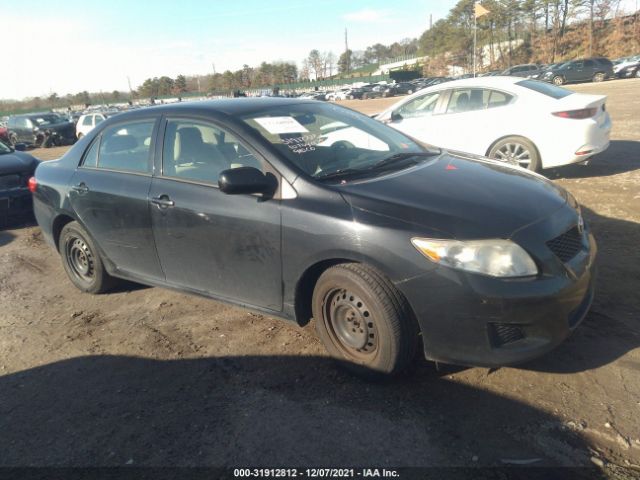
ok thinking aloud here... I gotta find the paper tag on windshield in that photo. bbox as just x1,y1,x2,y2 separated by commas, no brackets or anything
254,116,309,134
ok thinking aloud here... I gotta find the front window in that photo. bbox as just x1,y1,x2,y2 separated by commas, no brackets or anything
162,119,263,184
397,92,440,118
241,102,430,181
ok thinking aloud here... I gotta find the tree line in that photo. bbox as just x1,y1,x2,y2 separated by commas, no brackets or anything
2,0,638,114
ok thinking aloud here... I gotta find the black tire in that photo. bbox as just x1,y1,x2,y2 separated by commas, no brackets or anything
552,75,564,86
593,72,606,82
77,133,84,140
635,69,640,78
312,263,419,377
8,133,17,146
59,221,116,294
488,136,541,172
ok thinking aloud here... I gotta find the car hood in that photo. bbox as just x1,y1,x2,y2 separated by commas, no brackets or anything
338,151,568,239
0,151,40,175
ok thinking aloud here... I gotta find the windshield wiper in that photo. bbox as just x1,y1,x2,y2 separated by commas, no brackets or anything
315,168,367,182
368,151,438,171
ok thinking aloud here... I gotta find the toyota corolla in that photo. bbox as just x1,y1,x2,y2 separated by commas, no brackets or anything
31,99,596,376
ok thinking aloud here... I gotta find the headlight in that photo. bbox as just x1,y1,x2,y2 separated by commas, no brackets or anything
544,71,553,77
411,238,538,278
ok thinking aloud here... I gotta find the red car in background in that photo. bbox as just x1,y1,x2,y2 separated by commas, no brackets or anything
0,125,9,144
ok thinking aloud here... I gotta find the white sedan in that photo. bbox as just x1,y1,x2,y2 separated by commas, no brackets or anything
76,113,108,139
375,76,611,171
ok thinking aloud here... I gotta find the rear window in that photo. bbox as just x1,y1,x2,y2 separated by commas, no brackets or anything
515,80,574,99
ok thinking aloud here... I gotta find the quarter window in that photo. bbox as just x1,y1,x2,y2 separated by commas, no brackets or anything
82,116,93,127
397,92,440,119
96,120,154,173
162,119,263,184
487,90,513,108
82,138,100,168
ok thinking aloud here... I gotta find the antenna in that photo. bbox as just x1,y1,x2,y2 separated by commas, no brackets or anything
344,27,350,73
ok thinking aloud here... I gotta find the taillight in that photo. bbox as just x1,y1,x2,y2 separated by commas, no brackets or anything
552,107,597,119
28,176,37,193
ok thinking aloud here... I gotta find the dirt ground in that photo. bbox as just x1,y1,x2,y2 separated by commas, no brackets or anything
1,79,639,473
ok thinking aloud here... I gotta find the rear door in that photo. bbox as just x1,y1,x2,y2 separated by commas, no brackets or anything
68,117,164,282
149,116,282,310
434,88,516,155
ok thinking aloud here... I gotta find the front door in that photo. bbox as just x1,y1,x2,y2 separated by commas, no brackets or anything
149,117,282,311
388,90,443,146
68,117,164,281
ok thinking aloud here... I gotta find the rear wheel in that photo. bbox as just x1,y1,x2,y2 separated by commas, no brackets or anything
489,136,541,172
77,132,84,140
312,263,419,377
593,72,606,82
552,76,564,86
59,221,116,294
8,133,17,146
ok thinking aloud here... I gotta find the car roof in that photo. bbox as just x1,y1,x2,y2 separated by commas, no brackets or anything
416,76,526,90
95,98,322,121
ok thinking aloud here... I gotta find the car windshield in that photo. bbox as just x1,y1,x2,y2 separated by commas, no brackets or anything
0,141,12,155
30,114,60,126
241,102,434,181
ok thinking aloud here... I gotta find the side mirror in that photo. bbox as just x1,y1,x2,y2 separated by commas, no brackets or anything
14,143,27,152
390,111,403,123
218,167,276,196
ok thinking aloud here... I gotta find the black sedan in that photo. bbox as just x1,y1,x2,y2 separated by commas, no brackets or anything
0,141,39,223
31,99,596,376
7,113,76,148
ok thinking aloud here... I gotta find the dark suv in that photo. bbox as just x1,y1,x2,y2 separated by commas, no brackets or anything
541,58,613,85
7,113,76,148
501,63,543,78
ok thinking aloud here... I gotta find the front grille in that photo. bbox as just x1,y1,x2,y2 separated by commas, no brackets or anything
488,323,525,347
547,226,583,263
0,174,22,189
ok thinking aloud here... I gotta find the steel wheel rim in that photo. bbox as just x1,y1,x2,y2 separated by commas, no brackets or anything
66,236,95,282
494,142,532,168
553,77,563,85
323,288,378,360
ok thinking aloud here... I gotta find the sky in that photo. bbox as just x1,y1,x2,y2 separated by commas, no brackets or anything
3,0,460,100
4,0,638,101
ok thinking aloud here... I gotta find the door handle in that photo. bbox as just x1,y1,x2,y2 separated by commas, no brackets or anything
151,195,175,208
71,183,89,193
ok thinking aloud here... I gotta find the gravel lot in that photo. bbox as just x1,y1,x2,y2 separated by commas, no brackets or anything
1,79,639,473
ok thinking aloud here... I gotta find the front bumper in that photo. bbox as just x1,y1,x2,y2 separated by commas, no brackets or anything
397,206,597,367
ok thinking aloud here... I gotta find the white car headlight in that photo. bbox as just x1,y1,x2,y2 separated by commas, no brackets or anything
411,238,538,278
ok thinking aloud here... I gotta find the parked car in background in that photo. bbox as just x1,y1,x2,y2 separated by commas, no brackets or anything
0,124,9,144
541,58,613,85
376,77,611,172
76,113,110,139
479,70,502,77
31,98,596,376
7,113,76,147
614,56,640,78
501,63,543,78
0,141,39,224
382,82,416,97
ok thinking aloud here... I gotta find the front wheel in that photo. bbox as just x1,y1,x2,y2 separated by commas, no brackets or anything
489,136,541,172
312,263,419,377
593,72,606,82
8,133,17,146
552,76,564,85
59,221,116,294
